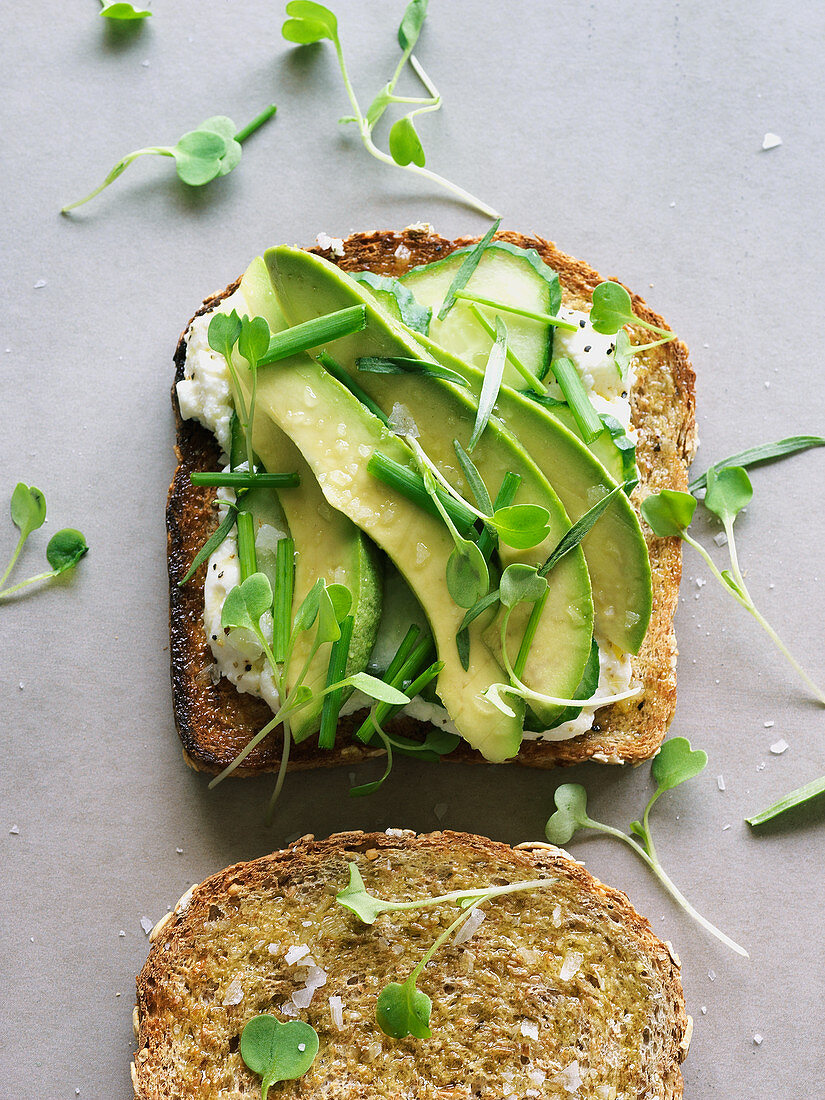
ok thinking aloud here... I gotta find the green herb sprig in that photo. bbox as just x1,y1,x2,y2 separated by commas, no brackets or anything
688,435,825,493
281,1,498,217
642,468,825,704
545,737,748,957
747,774,825,826
61,106,277,212
588,281,676,352
0,484,88,601
336,863,556,1038
99,1,151,19
240,1015,319,1098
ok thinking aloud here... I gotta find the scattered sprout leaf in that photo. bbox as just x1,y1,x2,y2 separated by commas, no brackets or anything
376,979,432,1039
703,465,753,527
221,573,273,632
544,783,592,845
651,736,708,793
10,483,46,537
240,1015,319,1098
45,529,88,573
388,115,426,167
640,489,696,538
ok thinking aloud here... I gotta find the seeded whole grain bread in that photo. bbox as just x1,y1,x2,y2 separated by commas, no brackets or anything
167,228,696,775
133,829,691,1099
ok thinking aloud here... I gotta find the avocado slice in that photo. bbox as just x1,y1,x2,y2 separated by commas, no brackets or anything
264,246,595,725
406,329,652,653
236,258,381,741
240,353,524,762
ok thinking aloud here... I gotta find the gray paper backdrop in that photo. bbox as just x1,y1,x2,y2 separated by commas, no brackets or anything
1,1,823,1097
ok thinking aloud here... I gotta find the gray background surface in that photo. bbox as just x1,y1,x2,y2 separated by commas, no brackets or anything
1,1,823,1097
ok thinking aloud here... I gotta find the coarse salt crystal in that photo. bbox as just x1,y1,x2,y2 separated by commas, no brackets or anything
285,944,311,965
388,402,419,438
708,969,716,981
315,232,345,256
558,1060,583,1093
764,720,774,728
280,1000,299,1017
520,1020,539,1040
140,917,154,935
453,908,485,945
118,930,125,937
9,825,19,835
298,1042,306,1052
701,1005,707,1014
33,279,46,289
329,995,344,1028
754,1033,763,1044
559,951,583,981
717,775,726,791
552,904,562,927
713,532,728,547
267,943,280,955
770,739,788,755
222,976,244,1006
761,133,782,150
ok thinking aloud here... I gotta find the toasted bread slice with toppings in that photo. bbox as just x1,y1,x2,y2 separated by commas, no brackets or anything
167,228,696,773
133,829,690,1098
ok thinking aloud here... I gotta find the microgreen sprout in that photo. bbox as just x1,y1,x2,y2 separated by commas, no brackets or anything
207,310,272,473
545,737,749,957
61,106,277,212
688,434,825,493
336,862,556,1038
747,773,825,827
642,470,825,704
0,483,88,601
99,1,151,19
421,468,489,608
588,281,676,350
281,1,498,217
240,1015,319,1098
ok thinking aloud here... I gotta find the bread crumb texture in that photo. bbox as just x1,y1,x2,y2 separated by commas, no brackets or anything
134,831,687,1099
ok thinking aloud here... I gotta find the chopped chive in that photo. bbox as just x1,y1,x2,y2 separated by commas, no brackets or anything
454,290,578,332
236,511,257,581
437,218,501,321
453,441,493,515
367,452,477,534
190,471,301,488
467,304,546,394
354,634,436,743
351,625,421,743
317,351,390,425
273,536,295,663
318,614,355,749
177,504,238,586
746,775,825,826
476,470,521,560
258,306,366,367
513,588,548,680
234,103,278,144
548,357,604,444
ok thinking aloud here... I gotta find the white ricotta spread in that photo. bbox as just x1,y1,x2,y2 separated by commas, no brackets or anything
180,287,636,742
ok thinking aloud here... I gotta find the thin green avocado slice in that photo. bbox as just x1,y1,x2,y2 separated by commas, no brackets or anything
236,257,382,742
265,246,595,726
243,354,524,762
401,327,652,655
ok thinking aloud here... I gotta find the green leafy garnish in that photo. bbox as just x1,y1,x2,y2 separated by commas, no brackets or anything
642,473,825,703
545,738,748,956
350,271,431,333
688,435,825,493
356,355,469,388
99,1,151,19
240,1015,319,1098
437,218,501,320
747,774,825,827
538,483,624,576
207,310,272,472
281,1,498,217
178,503,239,586
0,484,88,601
421,469,488,608
467,315,507,452
466,303,546,395
589,281,675,347
61,106,277,212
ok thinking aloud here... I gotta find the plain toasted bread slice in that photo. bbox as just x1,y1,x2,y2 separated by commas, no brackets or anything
167,228,696,774
133,829,690,1098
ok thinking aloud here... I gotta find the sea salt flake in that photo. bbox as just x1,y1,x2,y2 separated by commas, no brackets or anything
770,739,788,755
9,825,19,835
701,1005,707,1014
453,908,485,945
717,774,726,791
329,995,344,1028
285,944,311,965
764,720,774,728
761,133,782,150
140,917,154,935
754,1033,764,1044
708,969,716,981
33,279,47,289
559,951,583,981
713,532,728,547
222,976,244,1006
520,1020,539,1040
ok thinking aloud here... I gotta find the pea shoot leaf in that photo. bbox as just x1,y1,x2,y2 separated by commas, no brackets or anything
651,737,708,794
315,583,342,644
282,0,338,43
703,465,753,527
388,115,426,167
99,2,152,19
336,863,393,923
376,978,432,1039
208,311,242,363
544,783,593,845
293,577,325,633
238,314,271,365
489,504,551,550
640,489,696,538
343,672,410,705
326,582,353,624
240,1015,319,1099
10,483,46,538
613,329,634,381
589,281,635,335
446,539,489,608
221,573,273,632
398,0,429,50
46,529,88,573
499,563,546,609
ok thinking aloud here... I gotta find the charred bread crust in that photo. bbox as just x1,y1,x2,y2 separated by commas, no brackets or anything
167,229,696,773
133,829,689,1099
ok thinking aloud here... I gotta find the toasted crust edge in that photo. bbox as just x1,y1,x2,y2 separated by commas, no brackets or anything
167,228,696,773
132,828,689,1099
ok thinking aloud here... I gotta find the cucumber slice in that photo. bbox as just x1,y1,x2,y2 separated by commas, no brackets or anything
400,241,561,388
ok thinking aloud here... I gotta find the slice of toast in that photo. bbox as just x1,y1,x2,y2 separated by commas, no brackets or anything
167,228,696,774
133,829,690,1099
